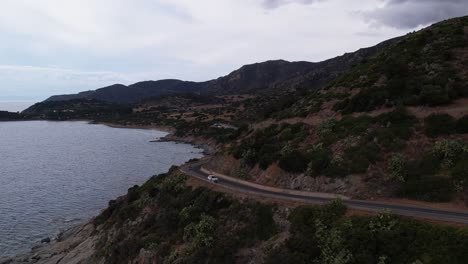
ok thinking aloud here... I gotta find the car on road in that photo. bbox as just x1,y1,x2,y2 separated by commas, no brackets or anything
207,175,219,183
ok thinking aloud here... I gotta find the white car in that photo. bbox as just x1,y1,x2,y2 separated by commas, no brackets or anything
207,175,219,183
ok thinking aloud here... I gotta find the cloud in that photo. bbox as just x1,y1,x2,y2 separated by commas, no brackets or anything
364,0,468,28
0,65,143,100
261,0,321,9
0,0,419,100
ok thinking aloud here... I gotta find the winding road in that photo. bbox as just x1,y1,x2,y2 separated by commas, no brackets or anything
180,161,468,224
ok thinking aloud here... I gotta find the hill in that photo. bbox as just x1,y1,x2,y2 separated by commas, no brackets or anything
23,16,468,205
46,80,202,104
218,16,468,204
44,38,398,104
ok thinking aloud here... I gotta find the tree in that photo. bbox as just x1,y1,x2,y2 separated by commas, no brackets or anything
388,154,407,182
314,220,353,264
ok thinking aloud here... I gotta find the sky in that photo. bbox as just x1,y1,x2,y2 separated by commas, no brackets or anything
0,0,467,101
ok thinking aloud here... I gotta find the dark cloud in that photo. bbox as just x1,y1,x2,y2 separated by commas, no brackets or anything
261,0,320,9
365,0,468,29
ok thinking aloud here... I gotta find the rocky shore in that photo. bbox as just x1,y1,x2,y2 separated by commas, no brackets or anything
0,122,212,264
1,224,99,264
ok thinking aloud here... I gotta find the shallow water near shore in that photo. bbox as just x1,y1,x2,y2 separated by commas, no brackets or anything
0,121,203,256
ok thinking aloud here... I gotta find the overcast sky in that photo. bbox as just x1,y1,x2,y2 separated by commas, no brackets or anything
0,0,467,101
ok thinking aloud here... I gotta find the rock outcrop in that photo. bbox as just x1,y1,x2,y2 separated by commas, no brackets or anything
4,223,100,264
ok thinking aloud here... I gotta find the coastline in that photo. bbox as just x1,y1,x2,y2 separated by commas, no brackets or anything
94,121,216,155
0,120,209,262
95,121,175,134
1,223,99,264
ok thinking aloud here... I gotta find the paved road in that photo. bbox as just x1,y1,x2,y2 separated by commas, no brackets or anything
180,162,468,224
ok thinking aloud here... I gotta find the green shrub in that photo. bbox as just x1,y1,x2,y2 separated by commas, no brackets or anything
344,142,381,174
405,153,441,179
279,150,308,173
304,144,331,177
456,115,468,133
388,154,407,182
374,108,417,140
250,203,277,240
451,156,468,190
431,139,465,167
424,114,456,137
324,156,349,178
258,145,280,169
242,149,258,167
316,118,337,133
420,85,451,106
399,176,454,202
338,115,373,136
127,185,141,203
374,128,407,151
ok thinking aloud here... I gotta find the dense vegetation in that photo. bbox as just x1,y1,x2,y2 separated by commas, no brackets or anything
92,170,468,263
394,139,468,202
266,202,468,264
329,17,468,113
230,122,309,171
94,169,277,264
231,108,417,176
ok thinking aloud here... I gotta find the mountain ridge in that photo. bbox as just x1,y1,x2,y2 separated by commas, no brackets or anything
45,37,401,104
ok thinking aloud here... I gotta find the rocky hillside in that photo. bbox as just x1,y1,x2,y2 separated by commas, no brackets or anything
44,38,398,104
219,16,468,204
7,169,468,264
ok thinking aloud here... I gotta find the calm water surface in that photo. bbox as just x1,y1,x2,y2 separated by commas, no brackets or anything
0,121,203,256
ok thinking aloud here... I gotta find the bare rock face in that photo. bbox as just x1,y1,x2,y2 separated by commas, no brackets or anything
8,223,101,264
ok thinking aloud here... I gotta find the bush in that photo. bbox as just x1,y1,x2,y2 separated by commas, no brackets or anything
338,115,373,136
399,176,454,202
250,204,277,240
420,85,451,106
432,139,465,167
344,142,381,174
374,128,407,151
451,156,468,190
267,201,468,264
258,145,280,169
388,154,407,182
456,115,468,133
279,150,308,173
304,144,331,177
424,114,456,137
127,185,141,203
374,107,417,140
324,156,349,178
405,153,441,179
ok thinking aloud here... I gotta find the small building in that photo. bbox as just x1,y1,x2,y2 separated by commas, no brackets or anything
211,123,238,130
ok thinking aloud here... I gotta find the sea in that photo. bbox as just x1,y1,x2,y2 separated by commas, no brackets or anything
0,120,204,256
